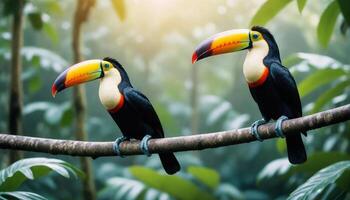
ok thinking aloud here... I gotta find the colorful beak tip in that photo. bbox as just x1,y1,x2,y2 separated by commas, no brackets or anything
192,53,198,64
51,84,57,98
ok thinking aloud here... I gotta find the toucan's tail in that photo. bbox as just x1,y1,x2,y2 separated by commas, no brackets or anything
286,133,307,164
159,153,181,175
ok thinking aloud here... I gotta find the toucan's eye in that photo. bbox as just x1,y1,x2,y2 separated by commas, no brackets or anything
253,34,259,39
104,63,109,68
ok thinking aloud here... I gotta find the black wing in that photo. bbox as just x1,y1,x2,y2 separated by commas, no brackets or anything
123,87,164,138
270,62,302,118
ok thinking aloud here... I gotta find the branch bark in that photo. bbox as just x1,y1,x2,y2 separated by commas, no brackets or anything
1,105,350,158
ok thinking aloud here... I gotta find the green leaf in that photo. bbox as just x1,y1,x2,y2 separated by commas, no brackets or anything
297,0,307,13
311,79,350,113
0,158,83,191
258,158,291,181
337,0,350,25
250,0,292,26
258,152,350,181
288,161,350,200
336,168,350,191
187,166,220,190
291,152,350,175
43,0,62,15
23,102,53,115
276,138,286,154
129,166,215,200
154,103,180,134
283,54,304,68
0,191,47,200
28,75,42,93
28,12,44,30
284,52,346,70
298,68,347,97
215,183,244,200
110,0,126,21
317,0,340,47
22,46,69,72
44,102,71,125
340,18,349,35
43,23,58,44
60,107,73,127
31,55,41,67
102,177,165,200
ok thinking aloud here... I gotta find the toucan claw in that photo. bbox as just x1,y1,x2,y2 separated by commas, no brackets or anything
251,119,267,142
113,136,129,157
140,135,152,157
275,116,288,138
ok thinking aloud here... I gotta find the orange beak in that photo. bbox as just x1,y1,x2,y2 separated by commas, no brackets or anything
192,29,252,64
52,59,105,97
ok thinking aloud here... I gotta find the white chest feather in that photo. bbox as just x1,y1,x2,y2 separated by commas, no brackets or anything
243,40,269,83
98,68,122,110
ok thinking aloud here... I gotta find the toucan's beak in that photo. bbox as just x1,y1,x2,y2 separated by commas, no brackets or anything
52,59,104,97
192,29,252,64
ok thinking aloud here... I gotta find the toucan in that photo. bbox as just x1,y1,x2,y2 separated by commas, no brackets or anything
51,57,181,174
192,26,307,164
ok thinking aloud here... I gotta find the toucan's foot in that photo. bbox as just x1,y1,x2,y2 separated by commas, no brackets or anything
113,136,128,157
275,115,288,138
140,135,152,157
251,119,267,142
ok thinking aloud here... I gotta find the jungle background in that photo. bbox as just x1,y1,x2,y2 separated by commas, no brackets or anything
0,0,350,199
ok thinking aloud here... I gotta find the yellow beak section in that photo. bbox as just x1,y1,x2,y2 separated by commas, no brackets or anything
192,29,252,63
52,59,104,97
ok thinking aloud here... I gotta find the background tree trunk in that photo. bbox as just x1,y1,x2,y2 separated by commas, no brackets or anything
72,0,96,199
190,64,199,134
8,0,24,163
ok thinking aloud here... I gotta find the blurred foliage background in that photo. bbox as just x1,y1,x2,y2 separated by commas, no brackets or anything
0,0,349,199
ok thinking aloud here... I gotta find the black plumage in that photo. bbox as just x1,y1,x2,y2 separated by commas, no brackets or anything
249,27,307,164
104,57,180,174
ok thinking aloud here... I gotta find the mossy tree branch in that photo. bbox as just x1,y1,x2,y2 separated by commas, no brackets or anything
1,105,350,158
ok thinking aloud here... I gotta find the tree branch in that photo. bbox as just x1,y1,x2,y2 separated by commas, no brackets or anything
1,105,350,158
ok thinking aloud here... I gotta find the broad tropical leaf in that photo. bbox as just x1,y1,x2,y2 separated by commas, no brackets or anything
291,152,350,175
298,68,346,97
258,158,290,181
284,52,346,70
28,12,43,30
0,158,83,191
288,161,350,200
43,23,59,44
0,191,46,200
23,102,53,115
276,138,287,154
250,0,292,26
215,183,244,200
22,47,69,72
100,177,170,200
337,0,350,25
297,0,307,13
258,152,350,181
24,101,73,126
187,166,220,190
311,79,350,113
340,19,349,35
28,74,42,93
317,0,340,47
129,166,215,200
